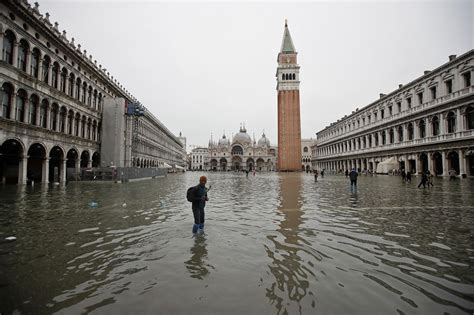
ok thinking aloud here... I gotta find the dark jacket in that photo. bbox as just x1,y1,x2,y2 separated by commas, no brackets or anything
349,170,358,181
191,185,207,210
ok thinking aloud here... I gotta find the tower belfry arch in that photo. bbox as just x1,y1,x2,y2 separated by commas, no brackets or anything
276,20,302,171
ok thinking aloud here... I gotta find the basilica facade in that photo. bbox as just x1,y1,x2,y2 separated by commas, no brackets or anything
206,126,277,171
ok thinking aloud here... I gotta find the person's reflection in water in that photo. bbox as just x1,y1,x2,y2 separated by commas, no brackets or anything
184,235,213,280
265,173,315,313
349,191,358,208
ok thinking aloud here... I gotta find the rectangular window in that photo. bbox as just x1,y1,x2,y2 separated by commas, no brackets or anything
445,80,453,94
397,102,401,113
381,109,385,119
430,86,437,100
462,72,471,87
374,112,378,120
368,115,371,123
417,92,423,105
407,97,412,108
388,106,392,116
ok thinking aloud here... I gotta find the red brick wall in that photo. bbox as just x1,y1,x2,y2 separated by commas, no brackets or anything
278,90,302,171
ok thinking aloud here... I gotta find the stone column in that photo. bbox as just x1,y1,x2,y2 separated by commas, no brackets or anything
402,124,408,142
426,118,432,137
55,110,60,132
12,42,19,68
42,158,49,183
38,58,43,80
35,103,40,126
64,113,69,134
427,153,433,174
45,105,51,130
70,116,75,136
75,158,81,178
0,32,4,59
459,149,466,177
439,114,446,135
413,122,419,139
9,93,16,120
64,76,69,96
456,108,463,132
415,154,421,174
442,151,448,176
18,156,28,185
60,159,67,183
26,50,32,75
47,65,53,86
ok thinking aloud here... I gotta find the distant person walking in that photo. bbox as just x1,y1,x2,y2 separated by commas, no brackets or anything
426,170,434,187
321,169,325,178
187,176,209,234
245,169,249,178
406,171,412,183
417,172,428,188
314,170,318,182
349,168,358,188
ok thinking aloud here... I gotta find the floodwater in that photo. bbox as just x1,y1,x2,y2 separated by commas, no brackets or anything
0,173,473,314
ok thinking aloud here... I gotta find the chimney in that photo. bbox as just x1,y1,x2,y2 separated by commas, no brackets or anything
379,93,386,99
449,55,456,61
424,70,431,75
398,84,403,89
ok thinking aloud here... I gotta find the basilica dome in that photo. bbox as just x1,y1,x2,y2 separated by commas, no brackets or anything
258,133,270,147
233,126,252,144
218,134,230,147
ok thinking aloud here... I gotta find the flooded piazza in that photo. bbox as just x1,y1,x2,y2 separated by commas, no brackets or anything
0,173,473,314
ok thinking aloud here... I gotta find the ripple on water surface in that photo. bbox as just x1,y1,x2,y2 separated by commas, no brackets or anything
0,173,473,314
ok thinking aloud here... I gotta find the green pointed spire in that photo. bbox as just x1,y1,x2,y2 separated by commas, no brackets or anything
280,19,296,53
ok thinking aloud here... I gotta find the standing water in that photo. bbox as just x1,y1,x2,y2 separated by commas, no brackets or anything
0,173,473,314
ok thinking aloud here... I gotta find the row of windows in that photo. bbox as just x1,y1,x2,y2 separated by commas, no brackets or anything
320,71,472,141
2,30,104,112
318,107,474,156
281,73,296,81
0,82,100,142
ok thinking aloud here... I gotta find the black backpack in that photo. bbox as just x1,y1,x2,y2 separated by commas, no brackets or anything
186,186,196,202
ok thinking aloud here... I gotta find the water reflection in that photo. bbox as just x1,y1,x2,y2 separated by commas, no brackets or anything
184,234,213,280
265,173,314,314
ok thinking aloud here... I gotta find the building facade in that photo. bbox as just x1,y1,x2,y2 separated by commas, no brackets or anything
206,126,277,171
0,0,185,184
301,138,315,172
276,20,302,171
190,147,208,171
313,51,474,177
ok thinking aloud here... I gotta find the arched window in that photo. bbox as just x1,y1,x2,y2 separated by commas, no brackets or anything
81,116,86,138
231,145,243,155
31,48,40,78
93,89,98,109
92,120,97,140
17,39,29,72
74,113,80,136
281,73,284,80
40,99,48,128
60,67,67,93
87,86,92,105
467,107,474,130
292,73,295,80
50,103,59,130
68,73,75,97
447,111,456,133
2,30,15,64
81,82,87,103
98,93,102,111
29,94,39,125
16,89,27,122
87,118,92,139
389,129,394,144
374,133,379,146
51,62,59,89
75,78,81,100
408,123,414,140
398,126,404,142
419,120,426,138
303,146,308,153
67,110,74,135
59,107,67,133
1,83,14,118
432,116,440,136
42,55,50,83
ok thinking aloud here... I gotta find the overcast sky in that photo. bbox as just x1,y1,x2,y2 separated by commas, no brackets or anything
39,0,472,151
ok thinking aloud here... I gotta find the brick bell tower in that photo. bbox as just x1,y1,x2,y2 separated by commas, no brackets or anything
276,20,302,172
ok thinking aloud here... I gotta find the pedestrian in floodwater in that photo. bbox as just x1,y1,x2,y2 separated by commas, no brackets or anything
321,169,325,178
406,171,412,183
349,168,358,188
426,170,434,187
417,172,428,188
314,170,318,182
245,169,249,178
187,176,209,234
345,169,349,178
401,169,406,181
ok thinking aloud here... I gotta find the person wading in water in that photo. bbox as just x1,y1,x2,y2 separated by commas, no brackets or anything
187,176,209,234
